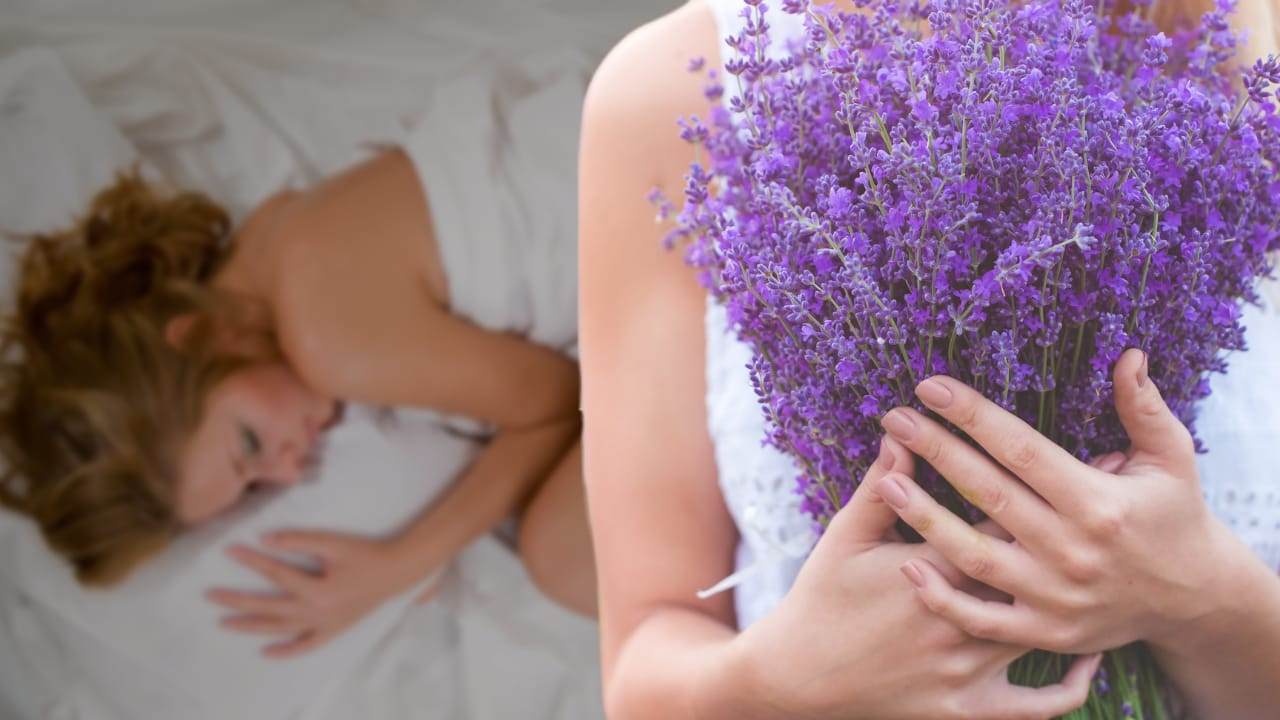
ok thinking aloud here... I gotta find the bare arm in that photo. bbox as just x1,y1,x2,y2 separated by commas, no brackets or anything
1147,4,1280,713
385,415,581,585
1150,547,1280,719
579,4,759,716
278,245,579,432
267,141,583,597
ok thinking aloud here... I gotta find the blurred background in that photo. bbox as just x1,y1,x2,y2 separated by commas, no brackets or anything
0,1,675,718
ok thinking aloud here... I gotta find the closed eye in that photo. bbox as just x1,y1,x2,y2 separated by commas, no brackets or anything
239,424,262,458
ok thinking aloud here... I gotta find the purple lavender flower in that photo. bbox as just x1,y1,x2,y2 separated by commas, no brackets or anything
665,0,1279,526
659,0,1279,715
1142,32,1172,67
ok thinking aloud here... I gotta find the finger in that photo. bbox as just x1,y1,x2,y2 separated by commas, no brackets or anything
263,630,329,660
227,545,318,595
205,588,299,616
989,652,1102,720
219,614,310,636
827,435,917,549
974,519,1013,543
1111,349,1196,472
1089,451,1127,474
261,530,346,561
879,406,1060,548
876,472,1033,595
910,546,1011,603
906,376,1097,516
903,557,1043,648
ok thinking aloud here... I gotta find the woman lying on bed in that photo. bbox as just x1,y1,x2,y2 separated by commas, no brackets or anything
0,149,595,658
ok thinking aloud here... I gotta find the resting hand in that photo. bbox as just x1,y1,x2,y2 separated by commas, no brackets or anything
207,530,427,658
874,348,1243,655
739,436,1100,720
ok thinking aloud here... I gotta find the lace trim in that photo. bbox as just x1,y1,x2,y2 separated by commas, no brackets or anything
697,503,817,599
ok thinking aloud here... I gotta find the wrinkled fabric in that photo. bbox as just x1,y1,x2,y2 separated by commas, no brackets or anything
0,1,668,715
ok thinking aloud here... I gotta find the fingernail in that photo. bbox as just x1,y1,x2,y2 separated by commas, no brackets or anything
1137,351,1149,388
900,561,925,589
876,438,895,471
880,409,918,442
915,378,953,409
875,474,910,510
1095,452,1125,474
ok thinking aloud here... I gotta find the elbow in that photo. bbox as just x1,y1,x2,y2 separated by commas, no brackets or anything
503,361,581,431
603,674,647,720
603,688,631,720
603,671,686,720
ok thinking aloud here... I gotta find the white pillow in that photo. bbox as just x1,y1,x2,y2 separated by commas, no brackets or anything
0,404,480,720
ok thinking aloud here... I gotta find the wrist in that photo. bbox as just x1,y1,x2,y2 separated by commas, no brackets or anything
1149,521,1279,658
385,532,448,593
691,631,793,720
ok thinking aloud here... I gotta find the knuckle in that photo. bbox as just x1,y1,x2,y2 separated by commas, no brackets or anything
960,614,997,641
918,587,947,615
1058,549,1100,584
1137,390,1167,420
1046,622,1082,652
981,483,1011,517
1171,425,1196,456
961,551,996,582
939,695,975,720
937,652,981,682
1052,586,1095,615
1006,439,1040,473
1083,502,1129,541
923,437,947,466
955,401,982,432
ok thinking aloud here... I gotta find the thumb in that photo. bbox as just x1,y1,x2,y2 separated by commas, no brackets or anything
1112,349,1195,470
825,435,916,550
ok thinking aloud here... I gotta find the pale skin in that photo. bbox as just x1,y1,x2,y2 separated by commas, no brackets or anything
580,0,1279,717
877,351,1280,719
180,149,595,659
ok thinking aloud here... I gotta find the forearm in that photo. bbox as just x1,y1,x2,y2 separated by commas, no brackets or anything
608,607,777,720
1150,528,1280,719
387,416,581,582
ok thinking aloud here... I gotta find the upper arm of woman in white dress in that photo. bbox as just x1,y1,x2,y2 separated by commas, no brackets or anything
578,0,744,707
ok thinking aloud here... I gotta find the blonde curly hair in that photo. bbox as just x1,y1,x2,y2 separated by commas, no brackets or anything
0,172,273,586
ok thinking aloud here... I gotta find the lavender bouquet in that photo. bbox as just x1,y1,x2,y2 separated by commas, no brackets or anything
659,0,1280,716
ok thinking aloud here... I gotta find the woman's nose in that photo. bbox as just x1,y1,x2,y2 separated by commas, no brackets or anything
265,442,305,486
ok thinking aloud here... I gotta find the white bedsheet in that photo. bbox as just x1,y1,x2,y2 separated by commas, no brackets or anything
0,1,672,717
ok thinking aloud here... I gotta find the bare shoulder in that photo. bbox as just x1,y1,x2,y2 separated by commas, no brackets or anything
581,0,720,198
579,0,722,401
266,158,579,424
579,0,722,332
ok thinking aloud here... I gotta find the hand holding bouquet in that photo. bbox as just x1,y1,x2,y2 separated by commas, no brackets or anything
661,0,1280,715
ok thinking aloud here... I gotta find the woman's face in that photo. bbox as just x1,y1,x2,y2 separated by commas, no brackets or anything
176,362,338,524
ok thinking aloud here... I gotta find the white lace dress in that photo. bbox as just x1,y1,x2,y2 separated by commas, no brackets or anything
703,0,1280,630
